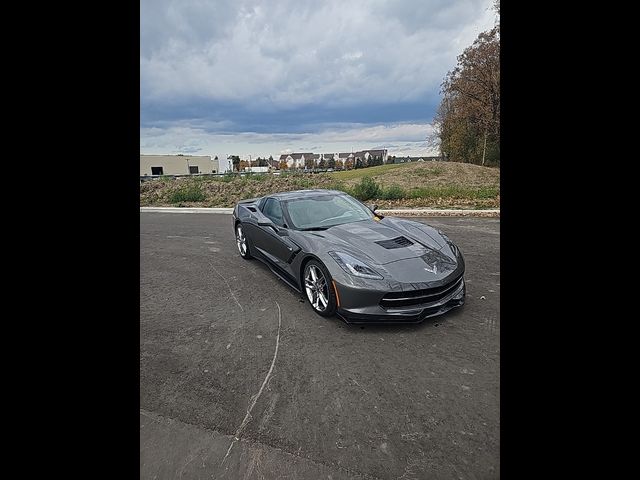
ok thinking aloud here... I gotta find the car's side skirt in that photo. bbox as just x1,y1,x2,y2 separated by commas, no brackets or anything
251,249,302,293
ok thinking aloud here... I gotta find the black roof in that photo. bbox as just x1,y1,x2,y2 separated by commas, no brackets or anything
289,152,313,160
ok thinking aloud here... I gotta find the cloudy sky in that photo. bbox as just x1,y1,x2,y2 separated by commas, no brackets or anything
141,0,496,159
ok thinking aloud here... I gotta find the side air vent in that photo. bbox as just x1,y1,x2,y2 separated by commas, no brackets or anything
375,236,414,249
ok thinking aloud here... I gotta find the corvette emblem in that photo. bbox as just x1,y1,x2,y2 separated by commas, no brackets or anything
424,265,438,274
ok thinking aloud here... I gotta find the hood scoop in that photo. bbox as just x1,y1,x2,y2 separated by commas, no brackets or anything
375,236,414,249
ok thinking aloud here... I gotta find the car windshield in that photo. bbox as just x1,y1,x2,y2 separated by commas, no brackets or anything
284,194,374,230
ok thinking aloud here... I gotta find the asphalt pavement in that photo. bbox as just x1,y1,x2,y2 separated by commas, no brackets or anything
140,213,500,479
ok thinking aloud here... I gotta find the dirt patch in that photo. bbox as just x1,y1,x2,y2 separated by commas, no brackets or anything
344,162,499,189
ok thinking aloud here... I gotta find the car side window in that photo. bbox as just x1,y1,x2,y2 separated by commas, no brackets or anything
262,198,285,227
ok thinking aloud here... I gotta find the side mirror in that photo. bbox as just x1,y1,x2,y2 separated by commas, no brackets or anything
368,203,383,219
257,217,284,234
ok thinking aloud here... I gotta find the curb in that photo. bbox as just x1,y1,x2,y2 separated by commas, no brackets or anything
378,208,499,217
140,207,234,214
140,207,499,217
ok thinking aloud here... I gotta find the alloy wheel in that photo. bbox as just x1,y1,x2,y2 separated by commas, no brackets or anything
236,225,247,256
304,264,329,312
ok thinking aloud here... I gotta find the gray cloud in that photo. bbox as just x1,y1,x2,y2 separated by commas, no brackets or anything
140,1,494,156
140,121,440,158
141,0,495,110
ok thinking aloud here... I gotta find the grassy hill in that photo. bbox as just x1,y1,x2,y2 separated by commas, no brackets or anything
140,162,500,209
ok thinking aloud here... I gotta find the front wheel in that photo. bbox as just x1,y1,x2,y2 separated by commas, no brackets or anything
235,223,253,259
303,260,337,317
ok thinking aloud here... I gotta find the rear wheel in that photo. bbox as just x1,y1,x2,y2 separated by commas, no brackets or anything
303,260,337,317
235,223,253,259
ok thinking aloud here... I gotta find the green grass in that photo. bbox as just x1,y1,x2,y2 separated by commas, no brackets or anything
408,185,499,200
220,172,237,182
245,173,267,182
279,170,301,178
330,163,405,180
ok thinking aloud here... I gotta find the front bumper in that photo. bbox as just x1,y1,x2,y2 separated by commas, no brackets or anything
335,277,466,324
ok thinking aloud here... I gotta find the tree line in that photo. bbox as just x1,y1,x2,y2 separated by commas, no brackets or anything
436,1,500,166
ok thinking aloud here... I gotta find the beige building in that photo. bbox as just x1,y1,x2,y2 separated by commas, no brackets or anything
140,155,221,176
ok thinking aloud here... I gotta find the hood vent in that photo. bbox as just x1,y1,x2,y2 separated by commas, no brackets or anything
375,236,414,249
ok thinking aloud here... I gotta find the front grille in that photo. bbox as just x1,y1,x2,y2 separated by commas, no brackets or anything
380,275,463,309
375,236,414,249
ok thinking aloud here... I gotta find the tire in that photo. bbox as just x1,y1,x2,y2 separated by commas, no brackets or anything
235,223,253,259
303,260,337,317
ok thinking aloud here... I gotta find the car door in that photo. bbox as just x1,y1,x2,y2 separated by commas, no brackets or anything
251,198,298,273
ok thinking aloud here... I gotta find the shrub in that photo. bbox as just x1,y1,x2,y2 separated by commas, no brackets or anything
380,185,406,200
352,177,381,201
168,185,205,203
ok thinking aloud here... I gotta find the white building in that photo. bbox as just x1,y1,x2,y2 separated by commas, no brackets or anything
140,155,222,176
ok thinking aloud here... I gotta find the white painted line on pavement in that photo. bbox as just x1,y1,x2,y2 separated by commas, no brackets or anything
222,301,282,463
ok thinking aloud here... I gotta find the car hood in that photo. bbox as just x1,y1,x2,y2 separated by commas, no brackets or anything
301,218,457,267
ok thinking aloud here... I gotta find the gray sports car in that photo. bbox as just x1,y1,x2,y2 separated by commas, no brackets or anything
232,189,465,323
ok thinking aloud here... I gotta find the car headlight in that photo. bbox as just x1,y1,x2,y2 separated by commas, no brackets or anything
438,230,460,257
328,251,383,280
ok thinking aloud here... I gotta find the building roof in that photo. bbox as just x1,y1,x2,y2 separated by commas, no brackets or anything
286,152,313,160
363,149,387,156
140,154,211,159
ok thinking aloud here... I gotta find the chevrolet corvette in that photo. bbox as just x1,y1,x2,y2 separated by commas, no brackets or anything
232,189,465,323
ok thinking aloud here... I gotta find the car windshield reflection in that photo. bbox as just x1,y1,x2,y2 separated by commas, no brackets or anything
285,194,373,230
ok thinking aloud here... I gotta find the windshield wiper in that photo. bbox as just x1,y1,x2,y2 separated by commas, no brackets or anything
299,226,329,231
